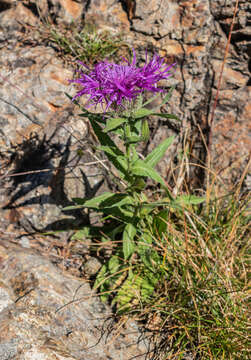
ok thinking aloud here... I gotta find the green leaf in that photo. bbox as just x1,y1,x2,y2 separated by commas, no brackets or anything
140,275,158,300
140,201,182,210
65,92,76,103
62,204,86,210
153,209,169,236
71,193,135,222
68,192,114,210
114,275,141,310
89,118,129,180
131,147,139,163
133,108,154,119
94,263,107,289
104,117,127,132
78,192,115,207
124,136,142,144
123,223,136,260
131,119,141,135
141,119,150,142
108,255,121,274
131,159,170,192
115,269,158,312
131,177,146,191
134,94,143,109
141,230,153,244
94,264,110,302
102,206,135,222
145,136,175,168
63,192,118,210
176,195,206,205
70,197,86,205
100,193,134,208
108,224,125,240
160,85,175,106
112,127,124,136
71,227,90,240
65,93,106,120
98,146,128,179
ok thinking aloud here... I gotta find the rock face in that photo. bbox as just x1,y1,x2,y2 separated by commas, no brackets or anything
0,3,106,232
0,1,250,358
0,240,148,360
85,0,251,190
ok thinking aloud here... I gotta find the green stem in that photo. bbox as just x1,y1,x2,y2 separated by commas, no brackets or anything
124,122,132,174
123,121,143,217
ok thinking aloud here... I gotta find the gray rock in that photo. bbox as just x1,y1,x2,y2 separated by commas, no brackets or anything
0,342,18,360
0,285,14,313
0,241,149,360
83,257,102,276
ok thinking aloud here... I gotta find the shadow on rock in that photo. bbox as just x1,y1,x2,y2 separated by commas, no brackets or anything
2,131,104,232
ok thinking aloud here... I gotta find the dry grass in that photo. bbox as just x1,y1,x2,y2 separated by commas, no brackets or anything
133,190,250,359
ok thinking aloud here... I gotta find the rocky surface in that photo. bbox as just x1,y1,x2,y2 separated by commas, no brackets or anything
0,39,92,232
0,1,250,359
86,0,251,190
0,240,148,360
0,3,107,232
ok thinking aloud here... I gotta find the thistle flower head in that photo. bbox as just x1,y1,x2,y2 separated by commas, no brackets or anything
70,49,175,111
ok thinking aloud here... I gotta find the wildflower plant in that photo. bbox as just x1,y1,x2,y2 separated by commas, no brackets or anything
66,49,204,311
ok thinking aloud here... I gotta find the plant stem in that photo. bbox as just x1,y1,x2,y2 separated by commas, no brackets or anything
124,122,132,174
123,121,142,217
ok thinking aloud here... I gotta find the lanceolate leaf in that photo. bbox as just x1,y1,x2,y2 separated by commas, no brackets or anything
141,119,150,142
131,147,139,163
124,136,142,144
175,195,206,205
72,192,114,209
131,160,172,196
99,146,128,175
89,118,129,180
133,108,154,119
145,136,175,168
63,204,87,210
68,193,135,221
102,206,135,222
104,117,127,133
90,118,121,149
160,85,175,106
100,193,134,208
123,223,136,260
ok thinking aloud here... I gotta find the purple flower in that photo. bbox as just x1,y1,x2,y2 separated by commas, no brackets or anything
137,52,175,92
70,49,175,111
